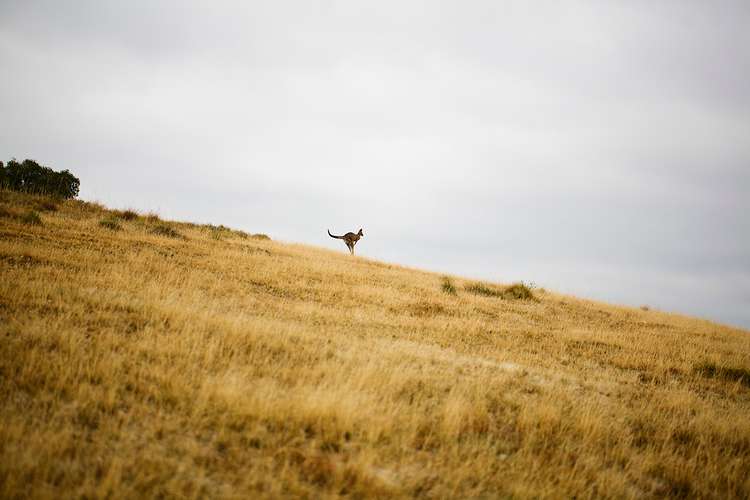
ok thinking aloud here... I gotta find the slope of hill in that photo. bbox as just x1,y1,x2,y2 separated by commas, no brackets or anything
1,190,749,498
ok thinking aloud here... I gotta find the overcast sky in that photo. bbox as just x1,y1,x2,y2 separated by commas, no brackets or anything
2,1,749,329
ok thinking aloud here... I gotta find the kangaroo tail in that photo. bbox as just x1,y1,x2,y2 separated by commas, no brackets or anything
328,229,343,239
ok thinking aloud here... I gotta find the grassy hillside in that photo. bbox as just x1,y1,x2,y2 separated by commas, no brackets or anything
1,190,749,499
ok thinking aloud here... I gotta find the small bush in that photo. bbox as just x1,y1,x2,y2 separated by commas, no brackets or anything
99,218,121,231
202,224,261,240
465,282,503,297
114,209,139,221
150,224,185,239
208,224,229,239
503,283,534,300
465,281,535,300
36,199,58,211
694,362,750,387
146,213,161,223
20,210,42,226
441,277,457,295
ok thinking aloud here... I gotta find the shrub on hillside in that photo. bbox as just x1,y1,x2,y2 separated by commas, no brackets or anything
441,276,457,295
114,209,139,221
150,224,185,239
205,224,230,240
465,281,535,300
203,224,263,241
503,283,534,300
1,158,80,199
99,218,121,231
20,210,42,226
465,282,503,297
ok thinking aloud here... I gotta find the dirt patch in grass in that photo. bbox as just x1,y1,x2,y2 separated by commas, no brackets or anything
404,301,448,317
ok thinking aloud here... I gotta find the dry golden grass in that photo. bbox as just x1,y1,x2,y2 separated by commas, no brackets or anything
1,189,749,499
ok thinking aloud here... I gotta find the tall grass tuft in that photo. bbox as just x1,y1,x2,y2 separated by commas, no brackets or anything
465,282,503,297
441,277,457,295
465,281,535,300
114,209,139,221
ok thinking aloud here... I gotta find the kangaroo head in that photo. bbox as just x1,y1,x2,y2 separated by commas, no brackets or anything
358,228,364,237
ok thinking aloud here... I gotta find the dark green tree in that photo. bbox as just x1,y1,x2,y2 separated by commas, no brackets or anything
1,158,80,198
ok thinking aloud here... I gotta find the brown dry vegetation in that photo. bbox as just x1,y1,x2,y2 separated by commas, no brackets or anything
1,189,749,499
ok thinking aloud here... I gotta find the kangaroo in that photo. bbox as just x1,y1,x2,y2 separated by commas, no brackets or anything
328,228,364,255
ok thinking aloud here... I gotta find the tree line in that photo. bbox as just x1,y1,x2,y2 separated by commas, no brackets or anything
0,158,80,199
